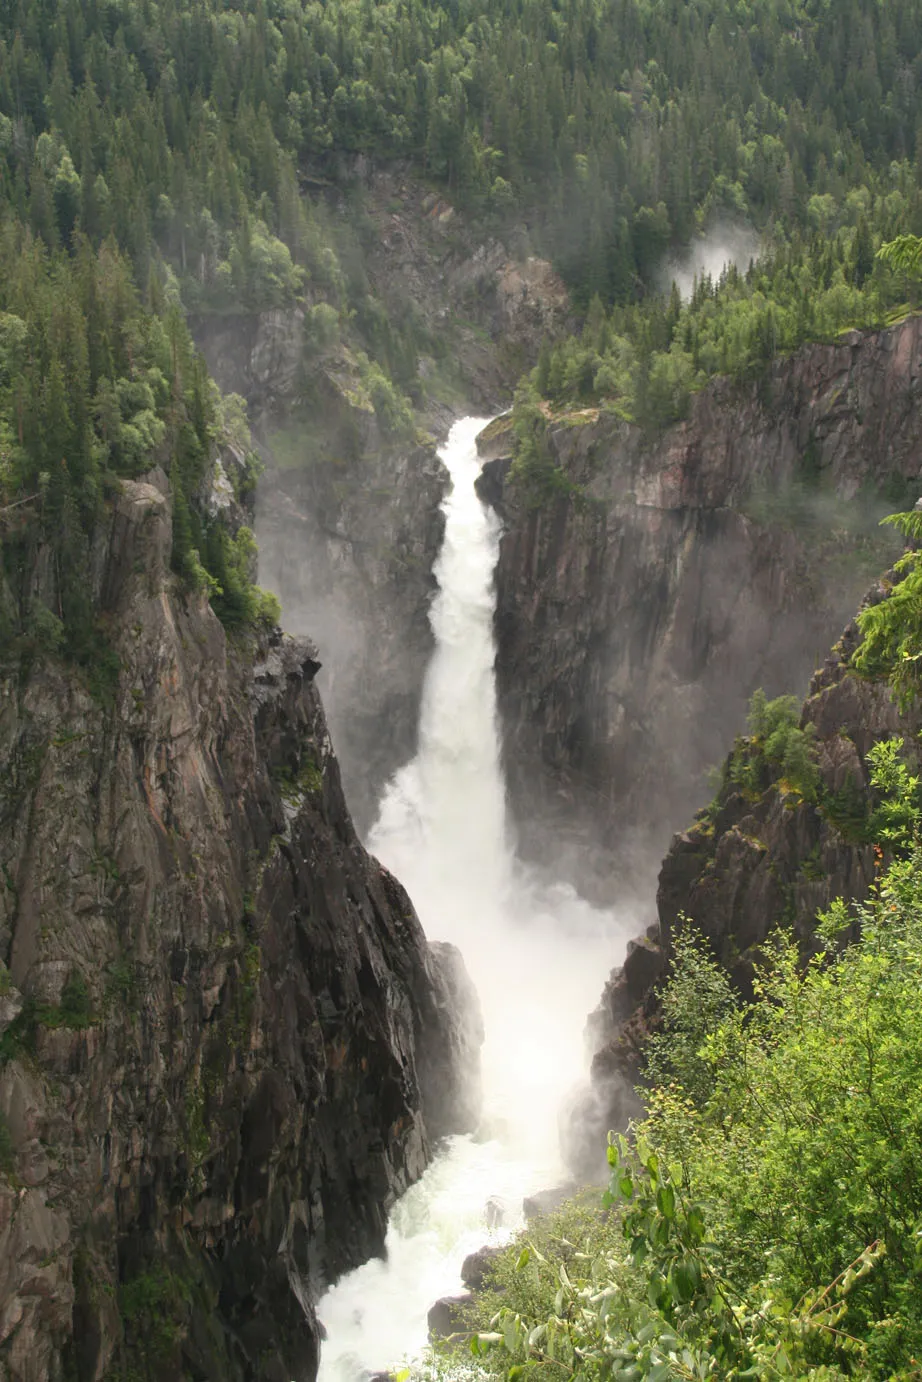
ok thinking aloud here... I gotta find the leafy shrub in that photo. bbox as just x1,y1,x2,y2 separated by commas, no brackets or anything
642,928,737,1106
509,383,584,507
853,509,922,708
469,849,922,1379
724,689,820,802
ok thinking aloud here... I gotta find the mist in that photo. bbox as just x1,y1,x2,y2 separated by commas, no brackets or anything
316,417,638,1381
660,221,762,300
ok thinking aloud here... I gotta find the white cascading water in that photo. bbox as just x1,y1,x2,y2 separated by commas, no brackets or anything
317,416,635,1381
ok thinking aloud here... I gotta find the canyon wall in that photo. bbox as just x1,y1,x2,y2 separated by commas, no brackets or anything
577,586,922,1175
0,469,479,1382
483,314,922,898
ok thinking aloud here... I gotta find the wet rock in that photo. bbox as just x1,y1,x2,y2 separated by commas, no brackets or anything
420,941,484,1138
253,430,450,833
484,1195,505,1228
461,1246,504,1291
523,1184,577,1221
427,1293,474,1340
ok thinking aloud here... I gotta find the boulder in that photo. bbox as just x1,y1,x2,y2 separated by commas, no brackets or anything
523,1184,577,1221
427,1293,474,1340
461,1246,504,1291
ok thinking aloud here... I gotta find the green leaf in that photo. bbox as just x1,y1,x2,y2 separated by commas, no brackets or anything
656,1183,676,1220
515,1247,531,1271
686,1206,705,1243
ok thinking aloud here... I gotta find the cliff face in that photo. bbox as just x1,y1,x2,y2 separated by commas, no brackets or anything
580,597,922,1175
0,473,479,1382
485,315,922,897
255,416,449,834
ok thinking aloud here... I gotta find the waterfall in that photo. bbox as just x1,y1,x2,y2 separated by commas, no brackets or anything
317,417,634,1381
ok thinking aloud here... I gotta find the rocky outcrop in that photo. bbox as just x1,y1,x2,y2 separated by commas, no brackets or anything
196,304,451,829
0,473,480,1382
192,309,306,411
461,1246,503,1291
254,414,449,834
427,1294,473,1341
581,588,922,1174
484,315,922,897
356,170,572,422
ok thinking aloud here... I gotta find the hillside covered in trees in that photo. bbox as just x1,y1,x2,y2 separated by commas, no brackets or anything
1,0,921,622
2,0,922,671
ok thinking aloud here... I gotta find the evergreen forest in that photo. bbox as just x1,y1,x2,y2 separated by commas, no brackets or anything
3,0,922,661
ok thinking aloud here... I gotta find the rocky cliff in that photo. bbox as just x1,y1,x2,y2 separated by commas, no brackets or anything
576,587,922,1176
0,471,480,1382
482,315,922,898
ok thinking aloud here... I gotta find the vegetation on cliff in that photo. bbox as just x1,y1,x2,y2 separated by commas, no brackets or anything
515,207,922,442
3,0,920,313
0,227,278,682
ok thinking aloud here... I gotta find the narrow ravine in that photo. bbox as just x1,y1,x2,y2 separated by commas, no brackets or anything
317,417,636,1381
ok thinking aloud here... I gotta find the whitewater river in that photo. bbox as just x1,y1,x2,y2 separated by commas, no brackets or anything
317,417,634,1381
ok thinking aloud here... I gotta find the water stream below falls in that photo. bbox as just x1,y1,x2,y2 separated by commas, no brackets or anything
317,417,635,1381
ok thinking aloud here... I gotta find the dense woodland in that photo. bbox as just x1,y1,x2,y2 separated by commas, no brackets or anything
3,0,922,661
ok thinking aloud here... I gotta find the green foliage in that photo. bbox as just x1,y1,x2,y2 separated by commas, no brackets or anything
59,968,92,1028
878,235,922,277
0,229,274,664
118,1267,193,1364
529,203,922,422
853,509,922,708
3,0,922,659
509,383,585,508
725,689,820,803
467,841,922,1380
470,1135,883,1379
865,739,922,852
2,0,920,328
356,353,415,438
643,929,737,1106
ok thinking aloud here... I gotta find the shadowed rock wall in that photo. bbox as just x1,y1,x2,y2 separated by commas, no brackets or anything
0,471,480,1382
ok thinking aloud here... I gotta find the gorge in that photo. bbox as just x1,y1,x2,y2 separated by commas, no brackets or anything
315,417,634,1381
4,0,922,1369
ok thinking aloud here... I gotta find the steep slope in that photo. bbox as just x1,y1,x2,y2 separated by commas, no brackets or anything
0,471,480,1382
482,314,922,897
